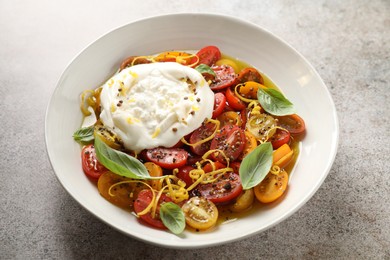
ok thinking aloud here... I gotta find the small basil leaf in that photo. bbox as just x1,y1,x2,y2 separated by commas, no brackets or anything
195,64,216,77
160,202,185,235
239,142,273,190
257,88,295,116
94,136,150,179
73,125,94,144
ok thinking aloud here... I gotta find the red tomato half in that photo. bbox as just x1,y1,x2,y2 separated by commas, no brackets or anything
212,92,226,119
210,125,246,163
81,144,108,180
230,161,241,174
145,148,188,169
176,165,195,188
276,114,306,136
189,121,217,155
209,65,237,91
237,67,264,84
202,161,226,173
193,171,243,204
270,128,291,149
196,46,221,66
225,87,246,110
134,189,172,229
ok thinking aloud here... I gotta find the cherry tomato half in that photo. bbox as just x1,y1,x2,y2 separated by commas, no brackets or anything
225,87,246,110
210,125,246,163
145,148,188,169
254,171,288,203
217,111,242,128
212,92,226,119
196,46,221,66
182,196,218,230
275,114,306,136
237,67,264,84
239,131,258,160
270,128,291,149
81,144,108,180
202,161,226,173
193,171,243,204
209,65,237,91
134,189,172,229
189,121,217,156
98,171,144,209
176,165,195,188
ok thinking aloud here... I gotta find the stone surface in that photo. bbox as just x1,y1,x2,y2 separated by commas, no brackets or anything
1,0,389,259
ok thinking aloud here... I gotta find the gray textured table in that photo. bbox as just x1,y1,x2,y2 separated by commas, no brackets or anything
1,1,389,259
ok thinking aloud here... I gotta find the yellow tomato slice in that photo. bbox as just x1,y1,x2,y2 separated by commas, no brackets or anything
94,125,122,150
254,171,288,203
181,197,218,230
246,113,277,142
229,188,255,212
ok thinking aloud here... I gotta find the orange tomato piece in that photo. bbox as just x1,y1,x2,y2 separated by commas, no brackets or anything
97,172,144,209
144,162,163,190
217,111,242,127
273,143,294,169
239,131,258,160
254,170,288,203
238,81,266,99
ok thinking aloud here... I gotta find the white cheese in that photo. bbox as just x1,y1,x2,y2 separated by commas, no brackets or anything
99,62,214,152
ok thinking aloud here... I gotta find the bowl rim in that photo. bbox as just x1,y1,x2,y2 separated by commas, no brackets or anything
45,12,339,249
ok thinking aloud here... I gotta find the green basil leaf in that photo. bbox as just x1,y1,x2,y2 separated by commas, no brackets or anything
160,202,185,235
195,64,216,77
73,125,94,144
239,142,273,190
94,136,150,179
257,88,295,116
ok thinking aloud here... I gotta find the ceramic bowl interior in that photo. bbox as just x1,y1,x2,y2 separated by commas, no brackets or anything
45,13,339,248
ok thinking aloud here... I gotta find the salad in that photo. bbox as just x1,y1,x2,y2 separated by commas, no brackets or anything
73,46,306,234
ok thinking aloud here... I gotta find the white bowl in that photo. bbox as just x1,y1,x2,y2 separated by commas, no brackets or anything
45,13,338,248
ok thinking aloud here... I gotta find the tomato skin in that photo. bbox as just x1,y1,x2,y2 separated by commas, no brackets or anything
176,165,195,188
270,128,291,149
226,87,246,110
237,67,264,84
193,171,243,204
212,92,226,119
145,148,188,170
209,65,238,91
81,144,108,180
210,125,246,163
275,114,306,136
189,121,217,156
134,189,172,229
196,46,221,66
